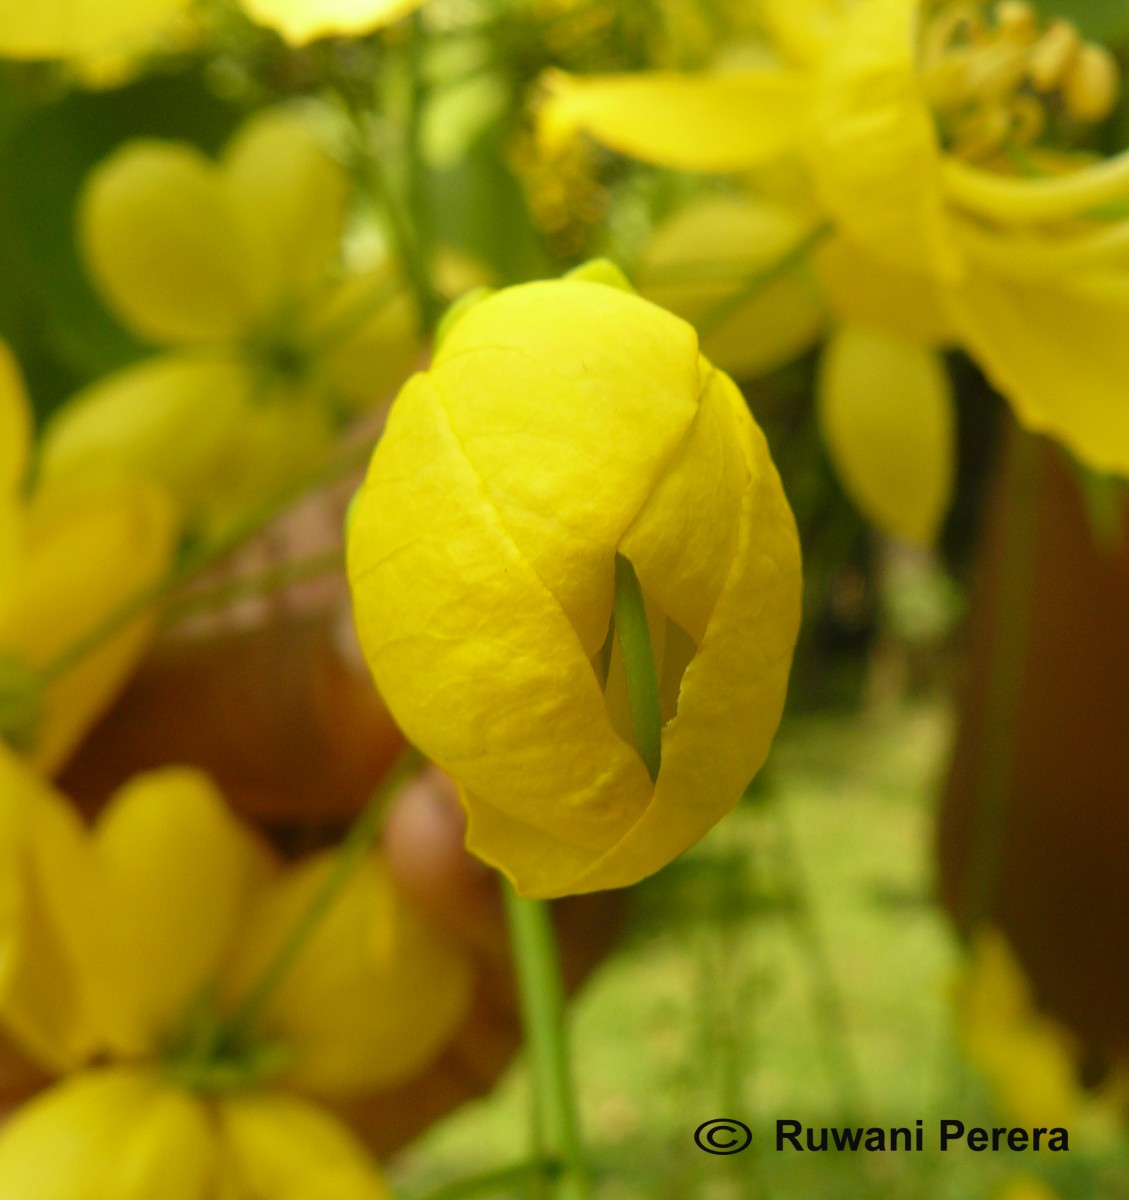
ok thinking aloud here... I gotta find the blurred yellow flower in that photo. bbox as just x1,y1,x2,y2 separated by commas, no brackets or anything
953,928,1080,1130
347,268,801,897
0,759,471,1197
543,0,1129,486
995,1181,1061,1200
240,0,426,45
0,0,190,62
39,107,418,535
0,342,176,775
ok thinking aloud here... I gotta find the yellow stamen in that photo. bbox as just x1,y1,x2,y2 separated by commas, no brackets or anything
1027,20,1080,92
1063,43,1120,122
942,149,1129,223
955,212,1129,274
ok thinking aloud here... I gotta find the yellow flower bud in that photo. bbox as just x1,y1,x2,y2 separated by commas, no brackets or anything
346,273,802,897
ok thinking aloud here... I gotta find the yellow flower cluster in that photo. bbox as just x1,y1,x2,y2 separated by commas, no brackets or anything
0,0,425,64
544,0,1129,542
0,750,470,1197
40,107,418,538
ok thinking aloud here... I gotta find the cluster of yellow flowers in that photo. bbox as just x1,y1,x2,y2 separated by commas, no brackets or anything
546,0,1129,543
0,97,462,1198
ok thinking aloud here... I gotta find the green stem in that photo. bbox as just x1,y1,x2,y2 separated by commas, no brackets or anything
413,1158,562,1200
697,220,834,337
220,746,423,1048
38,438,375,686
503,885,591,1200
162,548,345,625
612,553,663,781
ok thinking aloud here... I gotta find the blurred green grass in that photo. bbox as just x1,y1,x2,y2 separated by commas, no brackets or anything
390,702,1129,1200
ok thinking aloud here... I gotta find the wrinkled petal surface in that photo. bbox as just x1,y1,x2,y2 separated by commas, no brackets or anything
817,324,954,545
349,278,801,895
0,1068,213,1200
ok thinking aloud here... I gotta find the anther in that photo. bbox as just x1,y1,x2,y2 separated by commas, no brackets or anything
1027,20,1081,92
1063,43,1120,123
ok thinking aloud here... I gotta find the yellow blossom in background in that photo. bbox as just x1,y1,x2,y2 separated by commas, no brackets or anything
995,1181,1062,1200
347,267,802,898
0,0,191,62
0,343,176,775
636,194,826,380
0,761,472,1197
542,0,1129,529
240,0,426,45
38,107,418,536
953,928,1081,1130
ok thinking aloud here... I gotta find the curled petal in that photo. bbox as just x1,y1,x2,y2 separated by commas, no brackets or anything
817,324,955,545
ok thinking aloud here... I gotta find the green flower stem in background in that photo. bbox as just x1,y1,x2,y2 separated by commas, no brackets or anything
697,220,834,337
612,553,663,782
413,1157,563,1200
220,744,424,1049
503,886,592,1200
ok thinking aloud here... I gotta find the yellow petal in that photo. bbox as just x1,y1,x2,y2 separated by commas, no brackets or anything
315,270,421,412
817,324,954,545
2,479,177,774
0,0,189,60
761,0,843,67
814,235,954,346
568,373,801,893
223,108,349,311
0,341,31,502
540,69,808,173
0,1068,213,1200
219,1092,391,1200
807,0,960,281
229,851,471,1097
638,196,826,378
349,277,802,896
0,747,93,1072
84,769,271,1056
951,266,1129,476
37,354,251,524
239,0,423,44
80,141,254,344
0,342,31,618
